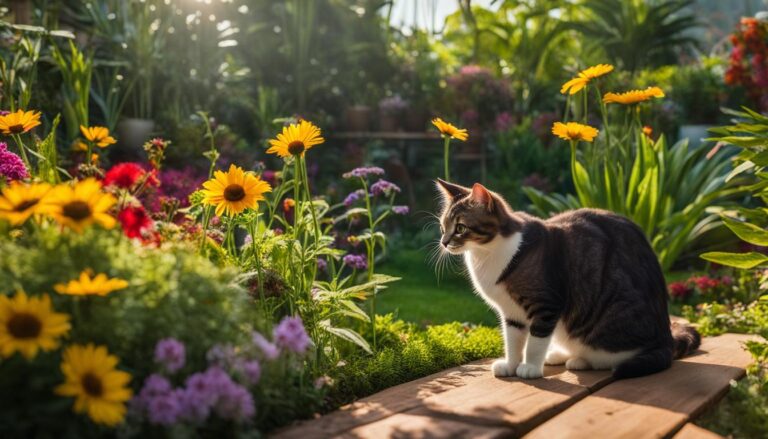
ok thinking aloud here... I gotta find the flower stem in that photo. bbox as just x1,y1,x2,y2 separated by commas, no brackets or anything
12,134,31,171
442,136,451,181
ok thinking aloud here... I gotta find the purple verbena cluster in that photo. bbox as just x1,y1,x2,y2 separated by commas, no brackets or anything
273,316,312,355
392,205,409,215
154,338,186,373
369,179,401,197
342,166,385,179
0,142,28,182
343,253,368,270
343,189,366,206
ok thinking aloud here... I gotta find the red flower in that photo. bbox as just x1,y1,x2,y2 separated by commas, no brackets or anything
690,275,719,291
118,205,153,239
104,162,145,189
668,281,692,299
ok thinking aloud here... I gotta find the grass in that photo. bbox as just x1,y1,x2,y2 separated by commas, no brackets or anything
377,248,497,326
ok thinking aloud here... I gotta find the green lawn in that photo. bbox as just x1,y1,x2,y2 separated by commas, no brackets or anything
377,249,497,326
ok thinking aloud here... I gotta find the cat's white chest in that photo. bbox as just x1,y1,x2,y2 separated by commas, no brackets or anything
464,233,527,323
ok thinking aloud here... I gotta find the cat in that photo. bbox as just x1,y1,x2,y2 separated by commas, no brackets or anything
435,179,701,379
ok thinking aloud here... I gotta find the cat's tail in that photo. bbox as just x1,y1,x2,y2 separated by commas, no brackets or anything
613,323,701,379
671,322,701,359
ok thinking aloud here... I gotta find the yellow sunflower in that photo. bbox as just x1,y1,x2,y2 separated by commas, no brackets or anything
0,110,42,135
603,86,665,105
202,164,272,216
55,344,132,426
44,178,117,233
80,126,117,148
432,118,468,141
54,271,129,297
0,181,52,225
560,64,614,95
552,122,599,142
267,120,324,158
0,291,70,360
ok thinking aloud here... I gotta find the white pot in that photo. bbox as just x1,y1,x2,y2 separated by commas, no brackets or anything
117,118,155,152
678,124,713,148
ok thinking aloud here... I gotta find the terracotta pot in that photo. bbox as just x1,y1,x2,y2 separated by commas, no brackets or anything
343,105,372,132
378,113,400,132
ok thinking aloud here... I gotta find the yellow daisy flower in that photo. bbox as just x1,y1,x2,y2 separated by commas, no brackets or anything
0,109,42,135
0,181,52,225
603,86,665,105
552,122,599,142
0,291,70,360
80,126,117,148
560,64,614,95
202,164,272,216
54,271,129,297
432,118,468,141
55,344,132,426
267,120,324,158
44,178,117,233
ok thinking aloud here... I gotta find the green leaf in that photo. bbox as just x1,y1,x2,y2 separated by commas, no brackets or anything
319,321,371,353
700,251,768,269
726,160,756,182
721,216,768,246
339,299,370,322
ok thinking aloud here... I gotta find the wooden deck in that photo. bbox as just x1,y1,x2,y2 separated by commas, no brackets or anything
275,333,757,438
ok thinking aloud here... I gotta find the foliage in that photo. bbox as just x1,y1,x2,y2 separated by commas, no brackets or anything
51,41,92,141
572,0,699,73
724,17,768,112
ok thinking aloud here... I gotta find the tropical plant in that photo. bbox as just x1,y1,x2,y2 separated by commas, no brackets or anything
51,41,92,141
572,0,699,73
526,64,739,271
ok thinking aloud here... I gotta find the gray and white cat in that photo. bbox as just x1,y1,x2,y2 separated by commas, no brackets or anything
436,179,700,379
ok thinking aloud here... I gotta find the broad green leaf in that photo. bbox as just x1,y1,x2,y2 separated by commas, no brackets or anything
721,216,768,246
726,160,756,182
319,321,371,353
700,251,768,269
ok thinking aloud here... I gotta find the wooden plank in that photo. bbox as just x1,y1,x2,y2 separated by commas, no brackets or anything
338,413,512,439
275,360,613,438
672,424,725,439
274,360,492,438
524,333,758,439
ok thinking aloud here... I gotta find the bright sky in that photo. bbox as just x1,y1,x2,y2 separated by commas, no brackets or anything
389,0,498,31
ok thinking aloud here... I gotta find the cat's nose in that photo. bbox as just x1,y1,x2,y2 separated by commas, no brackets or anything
441,238,450,248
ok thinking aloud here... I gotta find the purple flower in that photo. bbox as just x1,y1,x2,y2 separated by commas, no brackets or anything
159,167,205,207
317,258,328,272
138,374,172,400
392,205,409,215
0,142,28,182
370,179,401,197
214,382,256,422
155,338,186,373
148,392,181,425
235,359,262,386
343,189,366,206
252,331,280,360
176,387,211,422
273,316,312,355
184,370,220,407
343,253,368,270
343,166,385,179
495,112,514,132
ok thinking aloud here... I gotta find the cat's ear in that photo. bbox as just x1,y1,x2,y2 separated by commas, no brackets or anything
435,178,470,200
471,183,494,211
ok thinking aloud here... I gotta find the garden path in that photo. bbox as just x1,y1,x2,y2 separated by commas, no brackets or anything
275,332,757,439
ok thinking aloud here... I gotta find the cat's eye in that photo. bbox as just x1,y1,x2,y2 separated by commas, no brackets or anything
455,224,467,234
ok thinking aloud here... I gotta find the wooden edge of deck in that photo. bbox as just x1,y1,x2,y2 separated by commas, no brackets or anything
672,423,725,439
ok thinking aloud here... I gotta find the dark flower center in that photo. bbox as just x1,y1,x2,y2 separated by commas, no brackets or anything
62,201,92,221
81,372,103,397
8,124,25,134
287,141,305,155
7,312,42,339
223,184,246,202
14,198,39,212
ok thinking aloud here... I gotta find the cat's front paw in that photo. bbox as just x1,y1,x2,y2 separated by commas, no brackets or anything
491,359,519,377
515,362,544,379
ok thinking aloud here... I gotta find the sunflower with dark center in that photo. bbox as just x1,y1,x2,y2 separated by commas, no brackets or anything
0,291,70,360
202,164,272,216
0,181,52,225
0,109,41,135
44,178,117,233
267,119,325,158
55,344,132,426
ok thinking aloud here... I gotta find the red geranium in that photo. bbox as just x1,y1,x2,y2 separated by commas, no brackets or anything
118,205,153,239
668,281,692,300
104,162,146,189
